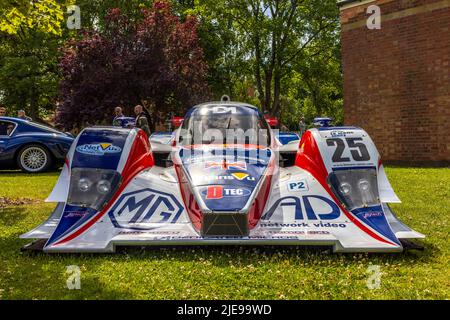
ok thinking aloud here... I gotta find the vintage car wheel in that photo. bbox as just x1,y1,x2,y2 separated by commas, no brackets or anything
17,145,52,173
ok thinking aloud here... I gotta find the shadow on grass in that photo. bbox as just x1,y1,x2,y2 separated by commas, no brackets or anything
115,241,440,265
14,238,441,268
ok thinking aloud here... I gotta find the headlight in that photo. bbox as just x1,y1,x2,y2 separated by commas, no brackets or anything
68,168,121,211
96,180,111,194
339,182,352,195
358,179,370,191
328,168,379,210
78,178,92,192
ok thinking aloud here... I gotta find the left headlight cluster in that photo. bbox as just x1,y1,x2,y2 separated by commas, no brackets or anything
328,168,379,211
67,168,121,211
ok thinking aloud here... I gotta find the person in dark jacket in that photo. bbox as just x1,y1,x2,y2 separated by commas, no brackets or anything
134,104,151,137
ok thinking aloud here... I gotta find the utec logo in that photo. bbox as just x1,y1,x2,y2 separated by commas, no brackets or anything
202,186,252,199
108,189,183,230
76,143,122,155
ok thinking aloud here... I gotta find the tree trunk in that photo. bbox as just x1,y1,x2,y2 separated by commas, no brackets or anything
272,68,281,116
264,69,272,113
254,36,265,109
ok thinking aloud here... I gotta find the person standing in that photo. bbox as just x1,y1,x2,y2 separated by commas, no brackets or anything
299,116,307,136
113,106,124,126
17,110,32,121
0,106,8,135
134,104,151,137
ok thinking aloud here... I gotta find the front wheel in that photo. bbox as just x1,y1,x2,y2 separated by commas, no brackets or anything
17,145,52,173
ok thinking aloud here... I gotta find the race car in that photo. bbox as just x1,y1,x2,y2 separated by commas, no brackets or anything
21,101,424,252
0,117,74,173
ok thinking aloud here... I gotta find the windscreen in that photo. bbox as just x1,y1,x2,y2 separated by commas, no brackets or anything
179,105,270,146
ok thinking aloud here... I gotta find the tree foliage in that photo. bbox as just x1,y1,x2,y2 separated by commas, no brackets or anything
0,0,72,119
186,0,342,127
56,1,210,130
0,0,64,36
0,0,343,129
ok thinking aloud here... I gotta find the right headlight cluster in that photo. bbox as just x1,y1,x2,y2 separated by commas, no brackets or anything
67,168,121,211
327,168,379,211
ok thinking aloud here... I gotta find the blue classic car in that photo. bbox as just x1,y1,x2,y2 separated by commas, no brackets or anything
0,117,74,173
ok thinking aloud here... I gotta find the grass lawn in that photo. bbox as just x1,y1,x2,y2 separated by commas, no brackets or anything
0,167,448,299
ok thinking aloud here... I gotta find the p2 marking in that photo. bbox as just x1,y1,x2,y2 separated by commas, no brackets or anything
288,180,308,191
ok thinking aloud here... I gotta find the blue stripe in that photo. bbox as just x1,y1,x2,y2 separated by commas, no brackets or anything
46,205,98,246
351,205,400,245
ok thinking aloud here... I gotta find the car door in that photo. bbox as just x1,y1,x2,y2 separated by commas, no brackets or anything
0,120,16,163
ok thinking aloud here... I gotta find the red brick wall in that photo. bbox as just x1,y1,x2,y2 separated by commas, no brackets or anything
340,0,450,165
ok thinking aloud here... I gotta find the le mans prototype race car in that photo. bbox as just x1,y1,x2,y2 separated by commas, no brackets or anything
21,101,424,252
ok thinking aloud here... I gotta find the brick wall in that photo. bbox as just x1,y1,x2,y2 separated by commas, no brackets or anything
340,0,450,166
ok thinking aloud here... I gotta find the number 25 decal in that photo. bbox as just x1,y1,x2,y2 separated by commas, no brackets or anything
326,138,370,162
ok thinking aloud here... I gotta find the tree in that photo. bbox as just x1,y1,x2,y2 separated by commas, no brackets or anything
56,1,210,130
0,0,72,119
0,32,61,119
191,0,340,117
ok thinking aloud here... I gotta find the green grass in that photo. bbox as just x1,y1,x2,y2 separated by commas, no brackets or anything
0,167,449,299
0,171,59,200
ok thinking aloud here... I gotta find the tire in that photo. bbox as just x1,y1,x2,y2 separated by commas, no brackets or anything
17,144,52,173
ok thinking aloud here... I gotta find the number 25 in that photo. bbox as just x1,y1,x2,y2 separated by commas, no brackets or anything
326,138,370,162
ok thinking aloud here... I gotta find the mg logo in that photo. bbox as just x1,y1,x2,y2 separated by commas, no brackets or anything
108,189,184,230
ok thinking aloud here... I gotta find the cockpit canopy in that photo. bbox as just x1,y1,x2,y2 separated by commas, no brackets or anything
179,104,271,146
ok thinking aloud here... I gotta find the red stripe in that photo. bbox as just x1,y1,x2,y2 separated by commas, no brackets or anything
248,157,275,228
174,163,202,231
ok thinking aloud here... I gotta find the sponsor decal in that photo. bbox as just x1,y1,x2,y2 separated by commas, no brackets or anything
205,160,246,170
231,172,249,180
64,211,88,218
330,131,347,137
287,180,308,191
203,186,252,199
211,106,237,114
261,195,341,221
260,222,346,229
76,143,122,155
108,188,183,230
200,174,256,182
362,211,383,219
205,186,222,199
118,230,180,235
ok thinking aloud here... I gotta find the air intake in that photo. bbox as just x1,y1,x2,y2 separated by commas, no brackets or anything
201,212,249,238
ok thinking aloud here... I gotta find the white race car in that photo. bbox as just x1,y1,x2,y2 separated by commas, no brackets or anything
22,101,424,252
